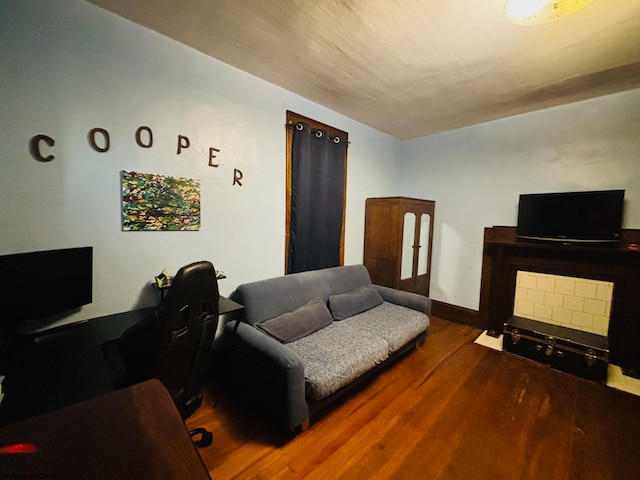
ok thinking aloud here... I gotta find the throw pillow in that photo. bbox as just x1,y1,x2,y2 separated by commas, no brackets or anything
255,297,333,343
328,286,384,320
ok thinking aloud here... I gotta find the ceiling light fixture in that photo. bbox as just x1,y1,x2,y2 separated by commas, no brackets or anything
506,0,597,26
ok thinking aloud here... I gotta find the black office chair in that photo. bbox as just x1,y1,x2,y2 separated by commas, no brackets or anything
103,261,220,431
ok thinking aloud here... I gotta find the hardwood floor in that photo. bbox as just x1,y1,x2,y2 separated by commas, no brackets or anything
187,317,640,479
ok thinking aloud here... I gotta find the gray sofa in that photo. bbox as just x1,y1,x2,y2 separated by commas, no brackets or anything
223,265,431,433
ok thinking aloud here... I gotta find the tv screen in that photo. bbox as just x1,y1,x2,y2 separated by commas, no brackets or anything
0,247,93,333
517,190,624,244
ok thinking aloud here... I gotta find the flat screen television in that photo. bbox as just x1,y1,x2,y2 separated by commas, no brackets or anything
0,247,93,334
517,190,625,245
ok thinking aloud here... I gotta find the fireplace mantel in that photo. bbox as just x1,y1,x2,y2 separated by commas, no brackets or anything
479,226,640,377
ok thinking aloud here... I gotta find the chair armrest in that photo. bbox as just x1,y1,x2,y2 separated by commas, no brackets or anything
373,285,432,317
222,322,308,432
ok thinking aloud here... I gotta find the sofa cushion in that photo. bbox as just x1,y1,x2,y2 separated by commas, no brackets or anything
328,286,384,320
342,302,429,354
255,297,333,343
286,321,389,400
233,265,374,326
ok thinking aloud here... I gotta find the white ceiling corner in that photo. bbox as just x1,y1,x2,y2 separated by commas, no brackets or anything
86,0,640,140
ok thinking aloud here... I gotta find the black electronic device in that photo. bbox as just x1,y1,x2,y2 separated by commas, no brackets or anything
516,189,625,245
0,247,93,335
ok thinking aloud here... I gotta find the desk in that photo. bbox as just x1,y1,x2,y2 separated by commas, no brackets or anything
0,296,244,426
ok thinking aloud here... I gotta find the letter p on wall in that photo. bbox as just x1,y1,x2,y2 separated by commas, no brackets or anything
177,135,190,154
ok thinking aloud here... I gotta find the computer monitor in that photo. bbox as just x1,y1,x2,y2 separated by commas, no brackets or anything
0,247,93,335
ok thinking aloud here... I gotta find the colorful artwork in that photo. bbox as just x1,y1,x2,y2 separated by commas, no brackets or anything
121,171,201,231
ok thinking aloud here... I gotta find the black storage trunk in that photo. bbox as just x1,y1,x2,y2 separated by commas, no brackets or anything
503,316,609,383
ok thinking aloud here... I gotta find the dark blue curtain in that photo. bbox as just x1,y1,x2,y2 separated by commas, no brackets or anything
288,122,347,274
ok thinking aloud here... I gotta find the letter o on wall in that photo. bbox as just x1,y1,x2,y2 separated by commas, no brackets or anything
135,126,153,148
89,128,110,153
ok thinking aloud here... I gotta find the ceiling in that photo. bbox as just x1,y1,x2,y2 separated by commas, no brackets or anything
87,0,640,140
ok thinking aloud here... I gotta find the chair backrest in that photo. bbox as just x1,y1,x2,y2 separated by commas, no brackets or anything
118,261,220,418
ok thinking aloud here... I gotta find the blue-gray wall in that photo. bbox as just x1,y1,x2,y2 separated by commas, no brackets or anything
1,0,638,325
399,91,640,309
0,0,399,327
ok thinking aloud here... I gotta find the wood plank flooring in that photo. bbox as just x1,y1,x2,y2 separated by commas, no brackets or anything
187,317,640,479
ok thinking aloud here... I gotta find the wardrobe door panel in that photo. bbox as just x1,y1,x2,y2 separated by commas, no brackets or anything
401,212,416,280
418,213,431,276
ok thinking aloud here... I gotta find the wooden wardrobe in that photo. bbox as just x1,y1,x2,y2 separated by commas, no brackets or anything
363,197,435,296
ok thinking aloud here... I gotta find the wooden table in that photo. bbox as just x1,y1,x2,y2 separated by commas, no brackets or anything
0,379,211,479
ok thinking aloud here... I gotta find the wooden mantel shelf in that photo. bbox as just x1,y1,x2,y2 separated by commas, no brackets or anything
486,239,640,254
479,226,640,377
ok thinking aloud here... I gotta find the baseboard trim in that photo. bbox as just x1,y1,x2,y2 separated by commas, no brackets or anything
431,300,482,329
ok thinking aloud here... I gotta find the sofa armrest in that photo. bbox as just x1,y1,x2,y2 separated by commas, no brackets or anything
373,285,432,317
222,321,308,432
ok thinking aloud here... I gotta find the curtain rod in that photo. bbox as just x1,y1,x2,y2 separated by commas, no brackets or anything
285,122,350,145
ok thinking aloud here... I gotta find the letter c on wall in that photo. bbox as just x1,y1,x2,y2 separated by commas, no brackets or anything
29,135,55,162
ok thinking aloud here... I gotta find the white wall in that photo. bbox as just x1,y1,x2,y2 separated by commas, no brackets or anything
399,89,640,310
0,0,399,327
2,1,638,328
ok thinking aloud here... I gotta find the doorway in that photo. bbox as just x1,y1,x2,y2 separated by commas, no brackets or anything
285,111,348,274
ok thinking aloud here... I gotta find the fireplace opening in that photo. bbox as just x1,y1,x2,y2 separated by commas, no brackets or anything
504,271,614,383
513,271,614,337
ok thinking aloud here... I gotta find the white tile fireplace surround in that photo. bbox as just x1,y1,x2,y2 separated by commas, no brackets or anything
514,272,613,337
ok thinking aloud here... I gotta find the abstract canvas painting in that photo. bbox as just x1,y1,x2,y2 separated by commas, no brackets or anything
121,171,201,231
